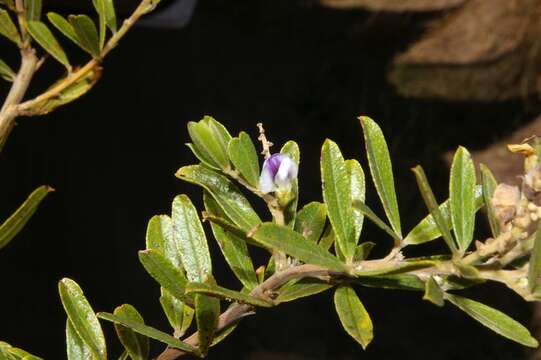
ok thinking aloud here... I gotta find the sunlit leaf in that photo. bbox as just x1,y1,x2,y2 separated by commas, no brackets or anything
58,278,106,360
446,294,538,347
359,116,401,238
449,146,476,251
0,9,21,45
294,202,326,243
47,13,90,54
27,21,70,68
346,159,365,242
187,116,232,170
145,214,183,272
334,285,373,349
66,320,93,360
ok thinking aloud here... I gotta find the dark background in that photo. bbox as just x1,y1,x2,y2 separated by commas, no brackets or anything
0,1,538,359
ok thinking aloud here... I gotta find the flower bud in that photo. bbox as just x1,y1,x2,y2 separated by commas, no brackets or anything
259,153,298,194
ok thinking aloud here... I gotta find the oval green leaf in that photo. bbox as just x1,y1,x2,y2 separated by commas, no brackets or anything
321,139,355,261
450,146,476,251
334,285,373,349
294,202,327,243
176,165,261,232
58,278,106,360
187,116,231,170
359,116,402,238
146,214,184,272
112,304,149,360
68,15,100,57
27,21,70,68
0,185,52,251
228,131,260,187
47,13,87,52
159,288,194,337
446,294,538,348
346,159,365,243
66,320,93,360
97,312,199,355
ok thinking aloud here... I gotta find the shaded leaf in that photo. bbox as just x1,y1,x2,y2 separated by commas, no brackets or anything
138,249,191,305
251,223,348,272
334,285,373,349
450,146,476,251
480,164,500,237
113,304,149,360
195,292,220,355
0,185,52,251
346,159,365,242
160,288,193,337
276,279,332,303
228,131,260,187
294,202,327,243
0,9,21,45
321,139,355,261
98,312,199,354
412,166,457,254
186,282,273,307
359,116,401,237
93,0,116,33
176,165,261,231
280,141,300,228
58,278,106,360
211,322,238,347
529,221,541,292
355,274,424,291
353,241,375,261
172,194,212,282
68,15,100,57
354,259,436,277
423,277,444,306
352,201,401,244
27,21,70,68
24,0,41,21
318,225,335,251
204,193,258,290
47,13,90,53
446,294,538,347
187,116,231,170
404,186,483,245
0,57,15,82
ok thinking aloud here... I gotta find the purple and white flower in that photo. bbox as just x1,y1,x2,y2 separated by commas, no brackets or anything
259,153,298,194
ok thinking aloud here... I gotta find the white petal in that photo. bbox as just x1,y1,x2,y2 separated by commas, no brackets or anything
274,157,296,190
259,166,276,194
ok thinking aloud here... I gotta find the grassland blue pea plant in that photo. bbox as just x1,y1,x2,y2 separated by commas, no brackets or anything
50,115,541,360
2,1,541,358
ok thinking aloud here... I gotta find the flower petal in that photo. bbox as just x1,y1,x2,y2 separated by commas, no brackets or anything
274,156,297,190
259,165,276,194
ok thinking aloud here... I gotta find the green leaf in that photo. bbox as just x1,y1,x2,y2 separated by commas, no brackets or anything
204,193,258,290
528,221,541,292
66,320,93,360
450,146,476,251
211,322,238,347
195,292,220,355
359,116,402,238
318,225,335,251
138,249,191,305
334,285,373,349
0,9,21,45
172,194,212,282
280,140,300,228
228,131,260,187
98,312,199,355
294,202,327,243
186,143,221,170
58,278,106,360
145,214,183,271
68,15,100,57
187,116,232,170
352,201,402,244
251,223,348,272
27,21,70,68
24,0,41,21
423,277,444,306
480,164,500,237
93,0,116,33
47,13,87,52
0,185,52,251
0,57,15,82
354,259,436,277
321,139,355,261
176,165,261,232
404,186,483,245
346,159,365,242
353,241,375,261
0,342,42,360
92,0,105,48
112,305,149,360
276,279,332,303
355,274,424,291
186,282,273,307
411,165,457,254
159,288,194,337
446,294,538,348
21,68,99,115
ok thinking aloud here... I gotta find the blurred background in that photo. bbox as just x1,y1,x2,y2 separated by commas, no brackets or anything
1,0,541,359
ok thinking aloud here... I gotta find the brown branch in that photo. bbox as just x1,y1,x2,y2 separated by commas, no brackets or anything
156,264,338,360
